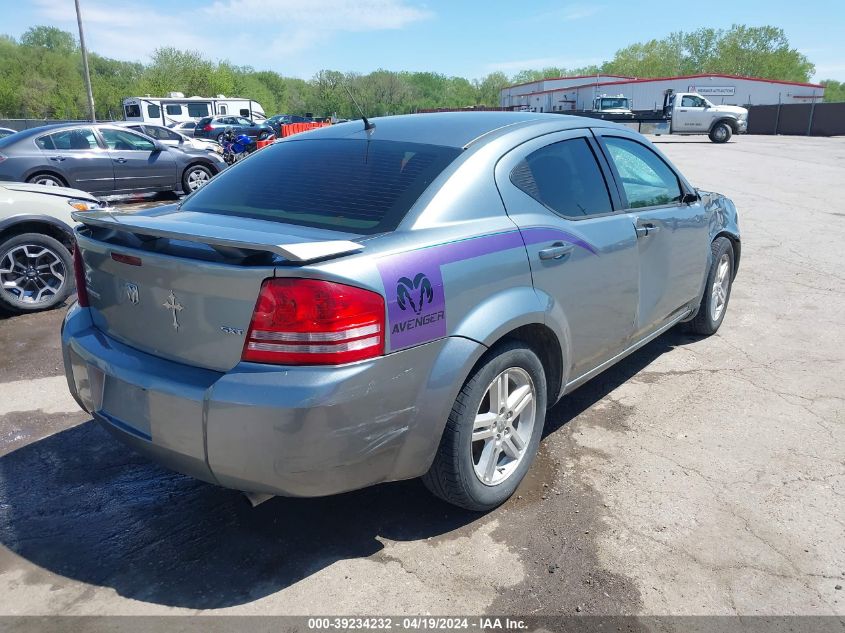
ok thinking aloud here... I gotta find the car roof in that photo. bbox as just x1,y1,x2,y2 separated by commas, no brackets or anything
298,111,620,149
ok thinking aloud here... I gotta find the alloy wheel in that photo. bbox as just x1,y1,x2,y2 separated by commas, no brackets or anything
186,168,210,191
472,367,537,486
0,243,67,305
710,253,731,321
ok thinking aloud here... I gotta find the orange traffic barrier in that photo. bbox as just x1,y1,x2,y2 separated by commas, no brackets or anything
255,138,274,149
280,121,332,138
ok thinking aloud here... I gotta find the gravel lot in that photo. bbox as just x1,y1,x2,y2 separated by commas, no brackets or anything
0,135,842,621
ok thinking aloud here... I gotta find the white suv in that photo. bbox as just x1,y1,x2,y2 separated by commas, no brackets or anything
0,182,103,313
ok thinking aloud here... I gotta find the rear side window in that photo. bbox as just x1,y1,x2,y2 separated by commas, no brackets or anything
181,139,462,234
124,104,141,118
510,138,612,219
603,137,682,208
36,128,98,151
165,104,182,115
147,104,161,119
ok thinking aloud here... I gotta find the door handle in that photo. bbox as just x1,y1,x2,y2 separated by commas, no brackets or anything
49,156,66,162
114,157,127,164
635,223,661,238
538,242,574,261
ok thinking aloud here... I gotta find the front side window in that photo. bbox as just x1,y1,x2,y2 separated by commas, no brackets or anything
603,137,682,209
100,128,156,152
165,104,182,115
147,104,161,119
180,139,462,234
239,108,250,117
510,138,612,219
37,128,98,151
237,117,253,126
141,126,174,141
681,95,705,108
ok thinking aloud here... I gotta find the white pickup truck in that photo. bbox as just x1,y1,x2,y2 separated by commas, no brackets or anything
585,90,749,143
663,91,748,143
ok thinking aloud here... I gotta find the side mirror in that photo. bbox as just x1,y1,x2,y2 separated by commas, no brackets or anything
682,192,699,204
154,141,167,152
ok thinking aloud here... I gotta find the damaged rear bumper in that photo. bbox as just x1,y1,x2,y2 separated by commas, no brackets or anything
62,303,484,497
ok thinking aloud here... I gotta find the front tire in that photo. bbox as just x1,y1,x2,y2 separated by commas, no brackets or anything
182,164,213,193
686,237,735,336
0,233,74,313
709,122,732,144
423,342,547,511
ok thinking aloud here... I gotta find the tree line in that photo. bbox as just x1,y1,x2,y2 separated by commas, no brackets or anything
0,24,837,121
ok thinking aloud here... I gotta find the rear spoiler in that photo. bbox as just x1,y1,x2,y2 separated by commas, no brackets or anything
71,211,364,263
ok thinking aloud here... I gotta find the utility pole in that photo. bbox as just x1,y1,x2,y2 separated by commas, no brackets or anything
74,0,96,122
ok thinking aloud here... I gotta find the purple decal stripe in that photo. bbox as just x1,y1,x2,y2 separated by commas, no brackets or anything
377,227,596,350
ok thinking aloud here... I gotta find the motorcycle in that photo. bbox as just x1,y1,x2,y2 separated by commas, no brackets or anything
220,127,273,166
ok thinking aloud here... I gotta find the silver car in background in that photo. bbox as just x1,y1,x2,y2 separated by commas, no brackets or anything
0,123,225,196
62,112,740,510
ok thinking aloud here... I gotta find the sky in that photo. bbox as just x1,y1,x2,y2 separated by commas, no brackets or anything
5,0,845,82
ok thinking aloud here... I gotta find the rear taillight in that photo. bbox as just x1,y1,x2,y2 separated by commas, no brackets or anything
242,278,385,365
73,246,89,307
0,152,7,163
203,124,213,131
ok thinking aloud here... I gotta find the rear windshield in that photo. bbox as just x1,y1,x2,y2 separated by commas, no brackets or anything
180,138,462,234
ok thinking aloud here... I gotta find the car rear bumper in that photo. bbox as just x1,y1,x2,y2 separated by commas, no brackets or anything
62,303,484,497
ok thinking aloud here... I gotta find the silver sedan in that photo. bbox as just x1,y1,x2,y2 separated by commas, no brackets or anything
63,112,740,510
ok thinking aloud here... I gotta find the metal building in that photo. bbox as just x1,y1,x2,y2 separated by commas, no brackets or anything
500,73,825,112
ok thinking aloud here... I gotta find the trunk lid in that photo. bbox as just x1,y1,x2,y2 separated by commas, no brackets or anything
73,208,365,371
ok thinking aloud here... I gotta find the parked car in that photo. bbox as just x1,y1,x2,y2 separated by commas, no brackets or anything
116,122,222,155
167,121,198,137
266,114,312,136
0,127,17,139
0,123,225,196
194,116,275,144
63,112,740,511
0,182,102,313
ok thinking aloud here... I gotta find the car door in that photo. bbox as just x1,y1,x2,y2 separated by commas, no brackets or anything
34,127,115,194
676,95,709,132
595,131,709,339
98,127,178,193
496,129,639,382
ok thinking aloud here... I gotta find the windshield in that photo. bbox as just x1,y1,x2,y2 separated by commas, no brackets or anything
600,98,629,109
180,138,462,234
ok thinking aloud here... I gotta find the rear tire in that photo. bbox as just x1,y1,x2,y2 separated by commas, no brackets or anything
709,122,732,144
26,173,66,187
685,237,734,336
0,233,74,313
423,342,547,511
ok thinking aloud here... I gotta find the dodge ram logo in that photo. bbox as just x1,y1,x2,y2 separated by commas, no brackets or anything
396,273,433,315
